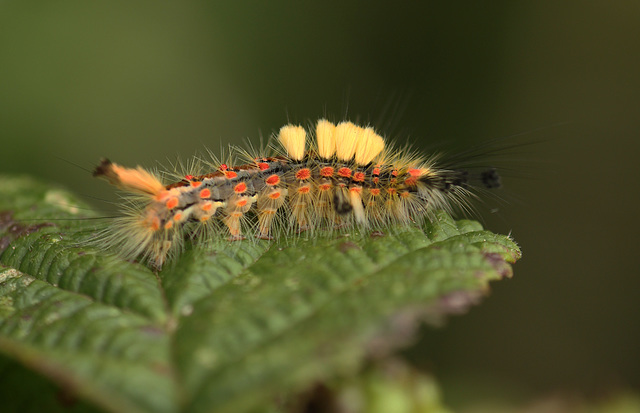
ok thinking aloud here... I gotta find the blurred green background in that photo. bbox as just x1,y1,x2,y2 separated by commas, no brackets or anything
1,1,638,409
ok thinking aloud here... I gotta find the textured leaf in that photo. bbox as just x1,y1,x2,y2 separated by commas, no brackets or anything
0,175,520,413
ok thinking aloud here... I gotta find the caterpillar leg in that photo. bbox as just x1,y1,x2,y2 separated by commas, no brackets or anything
289,182,313,232
333,186,353,215
256,211,276,240
150,240,172,269
256,187,287,239
224,194,254,239
349,186,366,225
315,179,336,224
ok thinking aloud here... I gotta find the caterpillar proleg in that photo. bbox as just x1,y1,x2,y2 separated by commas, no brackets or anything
93,119,502,269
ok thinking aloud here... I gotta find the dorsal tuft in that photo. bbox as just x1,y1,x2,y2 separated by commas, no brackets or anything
278,124,306,161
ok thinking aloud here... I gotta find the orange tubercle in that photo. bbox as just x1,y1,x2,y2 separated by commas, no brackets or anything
320,167,334,177
295,168,311,180
166,197,179,209
338,167,352,178
265,174,280,186
200,188,211,199
353,172,365,182
404,177,418,186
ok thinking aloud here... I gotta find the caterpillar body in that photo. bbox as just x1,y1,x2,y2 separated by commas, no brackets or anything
93,119,501,269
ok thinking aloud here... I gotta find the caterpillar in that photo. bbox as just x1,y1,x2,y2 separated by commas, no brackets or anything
93,119,502,269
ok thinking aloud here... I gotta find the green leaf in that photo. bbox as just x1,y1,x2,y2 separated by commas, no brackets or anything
0,175,520,413
294,358,452,413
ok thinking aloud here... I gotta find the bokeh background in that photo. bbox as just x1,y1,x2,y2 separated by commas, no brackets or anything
2,1,639,410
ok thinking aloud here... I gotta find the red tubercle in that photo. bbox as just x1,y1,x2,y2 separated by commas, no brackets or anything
258,162,270,171
190,181,202,188
372,167,381,176
408,168,422,177
318,183,331,191
201,202,213,211
166,197,179,209
268,191,281,199
353,172,365,182
295,168,311,180
369,188,381,196
234,182,247,193
338,167,352,178
236,198,248,207
320,167,334,177
200,188,211,199
220,164,228,171
184,175,194,181
265,174,280,186
349,186,362,194
391,169,399,177
404,177,418,186
372,177,380,184
224,171,238,179
298,185,311,194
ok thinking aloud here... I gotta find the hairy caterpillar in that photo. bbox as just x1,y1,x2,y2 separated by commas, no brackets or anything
93,119,501,269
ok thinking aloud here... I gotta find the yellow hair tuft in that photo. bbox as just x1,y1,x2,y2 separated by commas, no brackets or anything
334,121,360,162
316,119,336,159
278,125,306,161
354,127,385,165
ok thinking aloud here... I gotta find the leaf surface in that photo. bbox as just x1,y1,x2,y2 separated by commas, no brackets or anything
0,175,520,413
